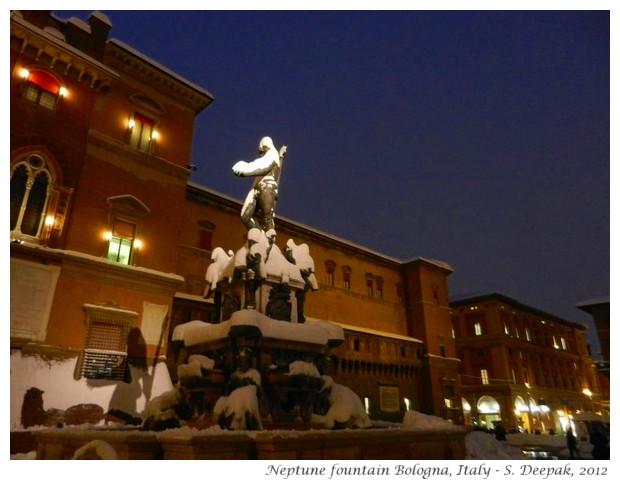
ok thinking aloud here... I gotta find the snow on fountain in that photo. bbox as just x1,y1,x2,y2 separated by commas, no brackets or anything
142,137,368,432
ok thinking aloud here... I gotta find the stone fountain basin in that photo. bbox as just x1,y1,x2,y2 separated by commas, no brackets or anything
32,425,467,460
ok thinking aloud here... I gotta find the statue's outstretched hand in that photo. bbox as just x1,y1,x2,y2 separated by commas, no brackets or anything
232,160,249,176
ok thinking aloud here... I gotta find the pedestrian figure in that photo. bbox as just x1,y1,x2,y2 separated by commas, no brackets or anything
494,423,507,441
590,423,610,460
566,427,580,459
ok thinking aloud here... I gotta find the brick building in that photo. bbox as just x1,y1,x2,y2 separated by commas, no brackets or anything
12,11,604,435
10,10,460,429
450,293,606,433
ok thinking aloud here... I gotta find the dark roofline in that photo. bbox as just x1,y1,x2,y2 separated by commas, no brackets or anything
576,297,610,313
450,292,587,330
186,182,454,270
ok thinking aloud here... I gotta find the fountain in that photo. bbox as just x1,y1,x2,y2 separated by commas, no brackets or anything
30,137,467,459
148,136,351,431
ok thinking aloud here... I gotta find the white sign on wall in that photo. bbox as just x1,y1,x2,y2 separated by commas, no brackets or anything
10,258,60,341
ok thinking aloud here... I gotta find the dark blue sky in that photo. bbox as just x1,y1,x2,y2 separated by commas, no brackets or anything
54,10,610,357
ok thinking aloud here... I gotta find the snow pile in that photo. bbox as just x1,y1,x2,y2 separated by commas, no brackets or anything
402,410,464,431
71,439,119,460
288,360,320,377
213,384,262,430
465,431,526,460
319,375,371,429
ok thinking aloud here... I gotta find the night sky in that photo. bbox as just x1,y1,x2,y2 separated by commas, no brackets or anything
52,9,610,358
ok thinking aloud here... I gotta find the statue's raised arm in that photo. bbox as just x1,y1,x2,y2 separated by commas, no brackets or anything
233,136,286,232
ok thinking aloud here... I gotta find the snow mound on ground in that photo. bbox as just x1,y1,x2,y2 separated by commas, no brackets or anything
71,439,119,459
466,431,526,459
402,410,464,431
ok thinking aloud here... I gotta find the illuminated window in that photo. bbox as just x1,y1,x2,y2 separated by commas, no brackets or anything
480,369,489,385
364,396,371,415
128,112,157,153
525,327,531,341
10,155,52,239
21,70,62,110
75,304,135,381
474,322,482,336
105,195,149,265
106,219,138,265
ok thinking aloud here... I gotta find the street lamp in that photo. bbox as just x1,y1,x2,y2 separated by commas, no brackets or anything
582,388,593,412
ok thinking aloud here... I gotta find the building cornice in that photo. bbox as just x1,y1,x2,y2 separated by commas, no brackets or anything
10,13,119,91
451,292,587,331
106,39,214,113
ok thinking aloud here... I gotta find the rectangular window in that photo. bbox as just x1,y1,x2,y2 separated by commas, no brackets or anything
199,229,212,251
129,113,155,152
76,305,136,381
474,322,482,336
343,272,351,290
107,219,136,265
481,369,489,385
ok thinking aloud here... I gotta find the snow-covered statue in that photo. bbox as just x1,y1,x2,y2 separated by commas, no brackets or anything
203,247,233,299
141,388,192,431
285,239,319,292
233,136,287,232
214,348,263,430
318,375,372,430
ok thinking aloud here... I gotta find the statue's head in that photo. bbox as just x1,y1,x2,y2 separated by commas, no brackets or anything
259,136,274,154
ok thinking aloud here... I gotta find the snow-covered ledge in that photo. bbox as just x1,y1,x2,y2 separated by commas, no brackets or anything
172,309,344,348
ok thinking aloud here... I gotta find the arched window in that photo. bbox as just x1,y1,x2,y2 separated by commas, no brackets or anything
21,69,63,110
10,155,53,239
